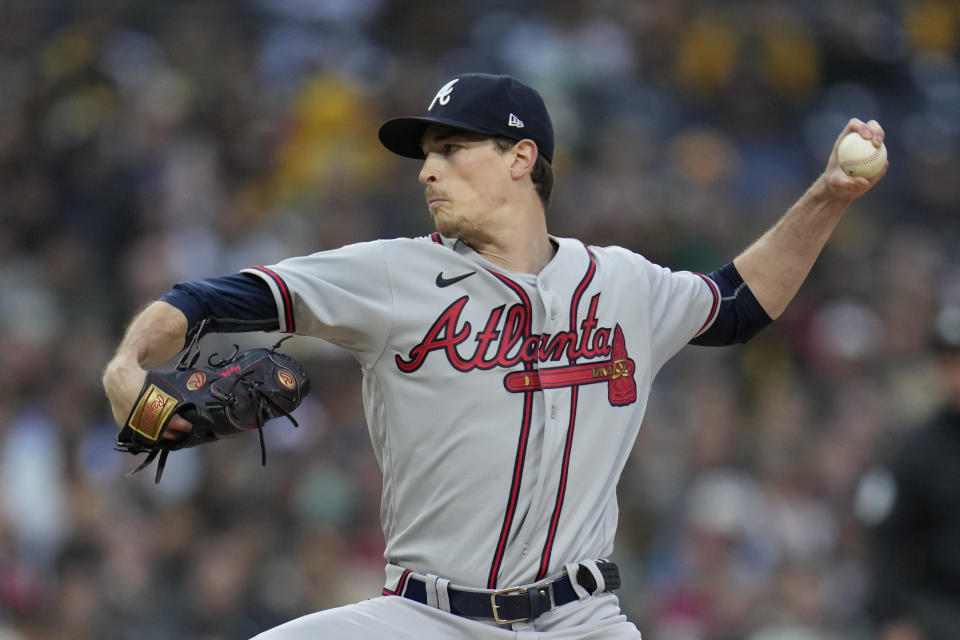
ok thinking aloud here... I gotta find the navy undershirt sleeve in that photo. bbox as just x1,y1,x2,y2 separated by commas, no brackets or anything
689,262,772,346
159,272,280,344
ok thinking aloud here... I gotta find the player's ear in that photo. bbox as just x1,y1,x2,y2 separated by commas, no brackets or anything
509,139,538,179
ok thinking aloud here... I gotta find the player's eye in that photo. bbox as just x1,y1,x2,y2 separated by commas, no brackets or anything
442,144,460,155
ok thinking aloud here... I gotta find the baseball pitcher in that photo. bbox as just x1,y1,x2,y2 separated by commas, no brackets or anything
102,73,887,638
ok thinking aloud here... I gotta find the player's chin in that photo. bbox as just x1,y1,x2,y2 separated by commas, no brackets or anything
431,210,461,236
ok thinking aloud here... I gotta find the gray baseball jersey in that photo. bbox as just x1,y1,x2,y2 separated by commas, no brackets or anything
244,233,718,593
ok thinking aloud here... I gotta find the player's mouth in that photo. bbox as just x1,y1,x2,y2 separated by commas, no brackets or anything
426,194,449,209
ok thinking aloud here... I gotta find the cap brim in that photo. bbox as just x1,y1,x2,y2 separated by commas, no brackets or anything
378,116,502,159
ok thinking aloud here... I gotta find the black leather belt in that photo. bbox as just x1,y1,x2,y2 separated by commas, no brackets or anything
400,562,620,625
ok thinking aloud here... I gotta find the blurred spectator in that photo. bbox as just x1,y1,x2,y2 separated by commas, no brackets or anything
860,304,960,640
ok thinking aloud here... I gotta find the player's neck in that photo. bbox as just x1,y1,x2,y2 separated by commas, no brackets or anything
472,214,554,275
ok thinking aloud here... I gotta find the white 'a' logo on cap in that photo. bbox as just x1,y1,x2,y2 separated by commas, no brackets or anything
428,78,459,111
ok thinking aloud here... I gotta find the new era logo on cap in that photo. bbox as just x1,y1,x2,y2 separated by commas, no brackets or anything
378,73,554,163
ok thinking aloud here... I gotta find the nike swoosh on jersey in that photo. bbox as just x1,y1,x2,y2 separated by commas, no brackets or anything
435,271,476,288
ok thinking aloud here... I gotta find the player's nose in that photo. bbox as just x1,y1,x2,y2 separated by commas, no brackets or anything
418,155,439,185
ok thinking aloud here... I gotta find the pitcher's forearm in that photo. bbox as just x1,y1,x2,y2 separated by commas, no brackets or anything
733,178,849,319
733,118,886,320
108,301,189,369
102,301,189,424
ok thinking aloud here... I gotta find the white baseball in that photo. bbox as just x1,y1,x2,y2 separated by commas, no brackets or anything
837,132,887,178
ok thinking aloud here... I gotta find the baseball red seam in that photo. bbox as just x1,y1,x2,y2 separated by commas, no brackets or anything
842,146,882,166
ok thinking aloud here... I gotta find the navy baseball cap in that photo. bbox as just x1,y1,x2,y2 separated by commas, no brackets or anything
378,73,555,163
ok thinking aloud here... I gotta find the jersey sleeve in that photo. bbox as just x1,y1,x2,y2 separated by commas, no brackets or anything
242,240,393,363
636,255,720,373
160,273,280,340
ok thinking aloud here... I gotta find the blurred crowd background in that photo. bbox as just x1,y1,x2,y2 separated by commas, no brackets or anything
1,0,959,638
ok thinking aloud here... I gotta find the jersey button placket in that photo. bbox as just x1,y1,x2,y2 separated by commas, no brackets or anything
539,285,559,327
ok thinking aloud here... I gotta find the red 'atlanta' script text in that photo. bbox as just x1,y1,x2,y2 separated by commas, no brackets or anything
396,294,612,373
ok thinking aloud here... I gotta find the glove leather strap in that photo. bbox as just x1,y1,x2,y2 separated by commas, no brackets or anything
125,382,180,442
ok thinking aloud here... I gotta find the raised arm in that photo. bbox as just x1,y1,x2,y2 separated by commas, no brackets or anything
733,118,886,319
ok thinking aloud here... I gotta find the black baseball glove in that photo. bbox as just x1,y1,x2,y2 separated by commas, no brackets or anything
116,332,310,483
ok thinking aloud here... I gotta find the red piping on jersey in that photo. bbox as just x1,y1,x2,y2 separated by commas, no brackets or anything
537,386,579,579
250,265,295,333
693,273,721,337
569,246,598,330
486,269,534,589
537,244,597,579
430,232,442,244
381,568,412,596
